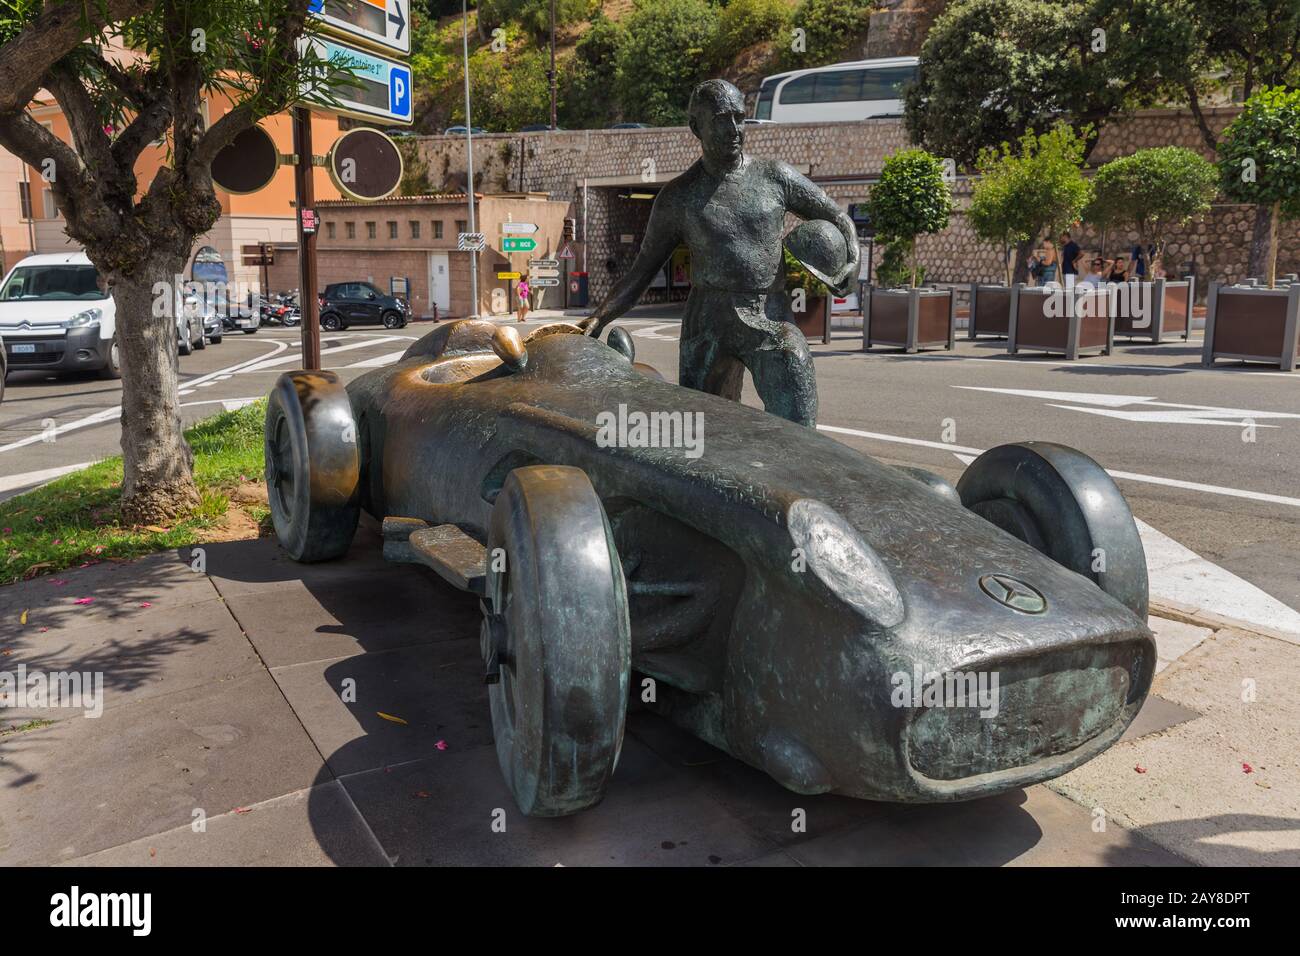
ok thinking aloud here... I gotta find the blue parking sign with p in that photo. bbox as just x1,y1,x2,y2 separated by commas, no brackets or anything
390,65,411,120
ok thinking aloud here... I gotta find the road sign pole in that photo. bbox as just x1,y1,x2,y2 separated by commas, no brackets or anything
462,0,478,318
293,107,321,370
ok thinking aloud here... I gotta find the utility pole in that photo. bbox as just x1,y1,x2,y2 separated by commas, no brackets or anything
292,107,321,370
462,0,479,318
549,0,557,130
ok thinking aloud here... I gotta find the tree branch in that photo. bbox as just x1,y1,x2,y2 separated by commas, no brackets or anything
112,91,173,168
0,110,118,243
1183,81,1219,152
0,0,155,115
44,67,117,182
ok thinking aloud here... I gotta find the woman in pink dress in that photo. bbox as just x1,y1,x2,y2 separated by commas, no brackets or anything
516,275,531,323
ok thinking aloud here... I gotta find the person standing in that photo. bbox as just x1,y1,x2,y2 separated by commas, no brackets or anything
1059,231,1081,282
515,274,531,323
580,79,859,428
1039,239,1059,284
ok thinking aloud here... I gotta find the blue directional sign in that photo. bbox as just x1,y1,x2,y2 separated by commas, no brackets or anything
299,35,413,125
309,0,410,57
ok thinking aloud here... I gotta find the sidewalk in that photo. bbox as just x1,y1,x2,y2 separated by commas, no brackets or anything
1,523,1294,866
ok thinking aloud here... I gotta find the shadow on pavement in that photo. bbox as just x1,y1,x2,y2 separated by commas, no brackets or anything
191,524,1178,866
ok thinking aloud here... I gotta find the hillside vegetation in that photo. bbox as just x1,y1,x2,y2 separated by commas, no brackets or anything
409,0,877,132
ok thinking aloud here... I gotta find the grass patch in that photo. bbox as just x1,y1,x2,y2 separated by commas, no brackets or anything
1,400,268,586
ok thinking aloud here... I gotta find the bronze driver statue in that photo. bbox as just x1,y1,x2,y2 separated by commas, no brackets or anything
581,79,860,427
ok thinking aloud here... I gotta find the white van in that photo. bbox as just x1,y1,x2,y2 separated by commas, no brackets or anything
0,252,120,379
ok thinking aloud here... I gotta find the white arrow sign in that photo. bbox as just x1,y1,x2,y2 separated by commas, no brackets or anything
501,222,538,234
309,0,411,57
953,386,1300,428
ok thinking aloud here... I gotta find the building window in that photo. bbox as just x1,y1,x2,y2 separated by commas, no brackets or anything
455,219,467,235
345,221,356,239
17,181,31,219
388,221,398,239
366,221,376,239
326,222,336,239
433,220,443,239
410,220,420,239
42,188,56,219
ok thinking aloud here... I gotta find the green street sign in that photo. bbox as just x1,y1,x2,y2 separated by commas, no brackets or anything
502,237,537,252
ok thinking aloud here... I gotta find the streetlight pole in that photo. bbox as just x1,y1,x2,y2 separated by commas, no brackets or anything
462,0,479,318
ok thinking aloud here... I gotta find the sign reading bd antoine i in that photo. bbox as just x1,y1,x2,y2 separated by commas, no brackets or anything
299,35,412,125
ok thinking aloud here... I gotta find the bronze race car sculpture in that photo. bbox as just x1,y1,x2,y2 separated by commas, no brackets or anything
265,319,1154,816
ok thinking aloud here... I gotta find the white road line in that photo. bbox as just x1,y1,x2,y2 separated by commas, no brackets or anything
343,349,409,368
0,336,288,455
632,322,681,342
1135,517,1300,642
0,461,95,494
818,422,1300,509
235,335,408,373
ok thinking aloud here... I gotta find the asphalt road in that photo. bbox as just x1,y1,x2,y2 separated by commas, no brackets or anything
3,308,1297,614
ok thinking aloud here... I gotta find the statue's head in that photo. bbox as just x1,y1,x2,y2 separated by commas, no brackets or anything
688,79,746,166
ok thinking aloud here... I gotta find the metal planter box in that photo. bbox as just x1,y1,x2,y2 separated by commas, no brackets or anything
863,286,956,353
1008,284,1115,360
1202,282,1300,371
1112,278,1195,344
968,283,1012,339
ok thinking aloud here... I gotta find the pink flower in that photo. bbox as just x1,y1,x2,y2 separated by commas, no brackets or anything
139,602,152,608
73,597,94,605
434,740,448,751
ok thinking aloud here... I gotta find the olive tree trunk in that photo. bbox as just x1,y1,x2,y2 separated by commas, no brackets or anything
1011,237,1036,285
113,255,199,524
1248,202,1277,285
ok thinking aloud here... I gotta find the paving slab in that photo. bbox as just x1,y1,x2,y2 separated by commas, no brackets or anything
60,783,389,867
270,638,493,777
784,786,1185,866
1050,627,1300,866
340,734,774,866
1121,694,1201,742
196,526,400,598
0,667,326,866
4,595,260,714
1149,615,1214,674
625,711,880,847
1,551,215,629
216,564,479,668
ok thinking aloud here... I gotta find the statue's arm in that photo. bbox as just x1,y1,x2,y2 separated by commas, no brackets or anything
778,162,861,295
581,191,682,336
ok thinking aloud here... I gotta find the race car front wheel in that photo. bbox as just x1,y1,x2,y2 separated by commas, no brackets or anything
482,465,631,817
957,442,1148,618
265,370,361,562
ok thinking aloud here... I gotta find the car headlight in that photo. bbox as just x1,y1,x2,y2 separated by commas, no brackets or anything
65,308,102,328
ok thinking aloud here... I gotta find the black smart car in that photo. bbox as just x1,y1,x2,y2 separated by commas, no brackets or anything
319,282,409,331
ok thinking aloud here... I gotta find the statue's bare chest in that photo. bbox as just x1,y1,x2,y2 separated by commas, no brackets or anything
684,168,785,245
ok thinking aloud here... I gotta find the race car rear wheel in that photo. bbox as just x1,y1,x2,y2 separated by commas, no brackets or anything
482,465,631,817
265,370,361,562
957,442,1148,618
